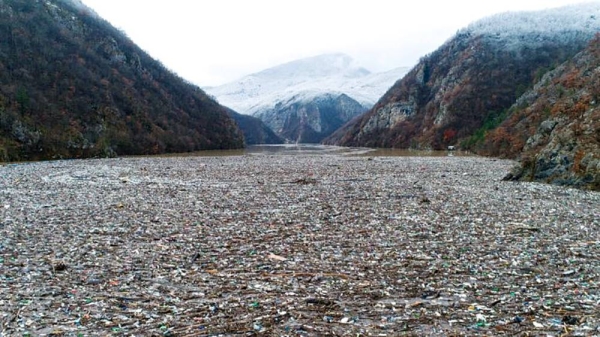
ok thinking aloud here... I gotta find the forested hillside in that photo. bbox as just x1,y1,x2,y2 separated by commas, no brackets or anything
324,4,600,189
325,4,600,152
0,0,243,161
497,35,600,189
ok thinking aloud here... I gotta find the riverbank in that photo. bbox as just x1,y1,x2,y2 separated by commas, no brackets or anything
1,154,598,335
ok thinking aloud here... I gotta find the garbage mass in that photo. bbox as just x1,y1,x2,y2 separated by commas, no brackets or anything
0,152,598,336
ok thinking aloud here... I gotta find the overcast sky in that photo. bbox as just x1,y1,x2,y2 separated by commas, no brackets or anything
81,0,594,87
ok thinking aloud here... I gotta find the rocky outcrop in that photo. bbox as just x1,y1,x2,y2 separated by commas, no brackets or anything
500,36,600,190
255,93,366,143
358,101,416,137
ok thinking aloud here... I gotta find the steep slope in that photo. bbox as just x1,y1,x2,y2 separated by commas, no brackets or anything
495,35,600,190
325,4,600,151
254,93,366,143
0,0,243,161
225,109,284,145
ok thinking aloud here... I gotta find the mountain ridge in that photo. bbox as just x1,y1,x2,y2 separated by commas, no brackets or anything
206,53,410,115
206,53,409,143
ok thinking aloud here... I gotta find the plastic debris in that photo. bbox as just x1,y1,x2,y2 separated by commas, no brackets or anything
0,151,597,335
563,315,579,325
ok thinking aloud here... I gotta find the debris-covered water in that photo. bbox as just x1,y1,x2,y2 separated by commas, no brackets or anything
0,151,598,336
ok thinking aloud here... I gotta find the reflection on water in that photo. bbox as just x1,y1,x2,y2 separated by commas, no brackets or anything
168,144,473,157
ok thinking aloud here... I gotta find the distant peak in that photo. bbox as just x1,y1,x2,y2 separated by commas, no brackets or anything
255,53,369,80
305,52,354,64
205,53,410,116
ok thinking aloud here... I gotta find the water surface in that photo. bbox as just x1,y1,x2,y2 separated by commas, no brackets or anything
177,144,473,157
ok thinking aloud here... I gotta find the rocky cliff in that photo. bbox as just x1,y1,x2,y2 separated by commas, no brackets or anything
0,0,243,161
325,4,600,151
499,35,600,190
254,93,366,143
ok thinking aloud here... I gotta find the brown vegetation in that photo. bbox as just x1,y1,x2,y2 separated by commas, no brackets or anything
326,31,590,151
497,35,600,189
0,0,243,161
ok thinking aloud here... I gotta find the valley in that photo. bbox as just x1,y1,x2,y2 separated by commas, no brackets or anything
0,1,599,335
0,0,598,189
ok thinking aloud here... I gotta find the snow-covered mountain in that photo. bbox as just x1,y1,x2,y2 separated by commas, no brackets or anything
206,53,410,115
205,53,409,143
464,3,600,46
253,93,366,143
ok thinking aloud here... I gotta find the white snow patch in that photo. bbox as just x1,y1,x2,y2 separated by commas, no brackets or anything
463,3,600,50
206,53,409,115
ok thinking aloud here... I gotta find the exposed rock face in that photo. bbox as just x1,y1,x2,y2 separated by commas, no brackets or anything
500,36,600,190
325,4,600,151
0,0,243,161
254,94,366,143
226,109,284,145
359,101,416,137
